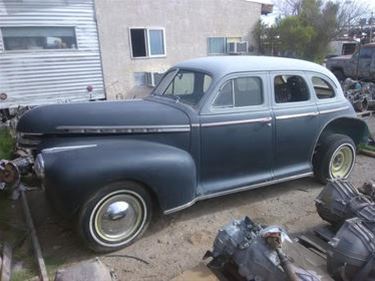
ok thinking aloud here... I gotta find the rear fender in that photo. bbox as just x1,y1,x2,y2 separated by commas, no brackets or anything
315,117,371,148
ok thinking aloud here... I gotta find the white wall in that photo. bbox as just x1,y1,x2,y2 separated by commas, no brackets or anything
95,0,262,99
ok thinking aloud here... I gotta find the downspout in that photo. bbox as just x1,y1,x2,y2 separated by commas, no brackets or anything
93,0,108,101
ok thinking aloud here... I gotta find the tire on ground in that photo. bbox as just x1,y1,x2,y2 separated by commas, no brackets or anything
78,181,152,252
313,134,356,184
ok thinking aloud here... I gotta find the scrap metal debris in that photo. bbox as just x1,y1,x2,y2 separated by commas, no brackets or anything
203,180,375,281
342,78,375,112
316,179,375,281
204,217,321,281
315,180,375,226
327,218,375,281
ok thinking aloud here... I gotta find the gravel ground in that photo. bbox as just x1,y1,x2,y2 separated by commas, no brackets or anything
20,116,375,281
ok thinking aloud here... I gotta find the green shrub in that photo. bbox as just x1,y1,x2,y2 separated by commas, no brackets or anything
0,127,15,159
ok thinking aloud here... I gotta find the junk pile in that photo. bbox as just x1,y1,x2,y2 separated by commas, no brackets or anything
316,180,375,281
342,78,375,112
204,217,321,281
205,180,375,281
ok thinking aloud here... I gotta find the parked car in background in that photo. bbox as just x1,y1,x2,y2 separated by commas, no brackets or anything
326,40,358,58
326,43,375,82
15,56,370,252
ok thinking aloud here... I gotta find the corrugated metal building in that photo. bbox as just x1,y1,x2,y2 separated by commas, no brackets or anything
0,0,105,109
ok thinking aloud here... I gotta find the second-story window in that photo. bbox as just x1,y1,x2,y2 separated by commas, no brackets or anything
130,28,166,58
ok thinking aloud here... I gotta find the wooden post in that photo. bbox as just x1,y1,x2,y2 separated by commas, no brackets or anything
20,190,49,281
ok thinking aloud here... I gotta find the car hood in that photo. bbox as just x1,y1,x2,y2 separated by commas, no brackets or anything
17,99,190,134
327,55,352,62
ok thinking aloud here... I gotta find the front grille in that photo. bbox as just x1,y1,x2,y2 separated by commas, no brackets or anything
17,133,42,150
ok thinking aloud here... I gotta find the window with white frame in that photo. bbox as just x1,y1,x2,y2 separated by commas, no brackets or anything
129,28,166,58
207,37,227,55
1,26,77,51
208,36,248,55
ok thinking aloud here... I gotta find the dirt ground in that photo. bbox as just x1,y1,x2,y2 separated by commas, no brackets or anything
3,116,375,281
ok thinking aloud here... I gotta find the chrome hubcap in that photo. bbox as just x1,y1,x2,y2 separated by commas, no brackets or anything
330,145,354,179
93,193,144,243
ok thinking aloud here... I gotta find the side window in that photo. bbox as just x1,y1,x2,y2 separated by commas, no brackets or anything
274,75,310,103
213,77,263,108
312,77,335,99
359,48,373,59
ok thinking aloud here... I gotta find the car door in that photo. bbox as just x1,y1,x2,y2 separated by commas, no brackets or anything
271,71,319,179
357,47,375,80
199,72,273,195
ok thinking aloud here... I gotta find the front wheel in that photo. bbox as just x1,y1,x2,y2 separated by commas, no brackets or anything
313,134,356,184
78,181,152,252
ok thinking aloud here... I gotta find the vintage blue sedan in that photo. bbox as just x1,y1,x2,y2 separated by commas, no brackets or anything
17,56,370,252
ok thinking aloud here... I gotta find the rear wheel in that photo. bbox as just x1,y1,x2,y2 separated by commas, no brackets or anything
78,181,152,252
332,70,345,82
313,134,356,183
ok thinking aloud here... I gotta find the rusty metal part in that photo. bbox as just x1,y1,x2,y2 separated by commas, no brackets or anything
0,156,33,191
359,181,375,199
0,161,20,191
263,230,299,281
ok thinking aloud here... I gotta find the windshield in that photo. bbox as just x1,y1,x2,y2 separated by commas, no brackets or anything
153,69,212,106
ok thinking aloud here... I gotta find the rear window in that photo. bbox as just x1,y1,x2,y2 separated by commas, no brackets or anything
312,77,335,99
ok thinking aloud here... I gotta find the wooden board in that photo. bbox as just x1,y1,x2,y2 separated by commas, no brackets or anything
170,263,220,281
0,243,12,281
357,110,374,118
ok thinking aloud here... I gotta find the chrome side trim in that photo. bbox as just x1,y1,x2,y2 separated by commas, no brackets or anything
191,124,200,128
319,106,349,115
20,132,44,136
201,117,272,128
42,144,97,153
163,172,313,214
56,125,191,134
276,112,319,120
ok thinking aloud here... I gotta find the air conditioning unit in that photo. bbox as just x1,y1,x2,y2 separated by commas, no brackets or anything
227,41,248,54
145,72,164,87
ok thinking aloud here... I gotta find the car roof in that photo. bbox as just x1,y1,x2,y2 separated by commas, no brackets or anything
174,56,335,80
363,43,375,48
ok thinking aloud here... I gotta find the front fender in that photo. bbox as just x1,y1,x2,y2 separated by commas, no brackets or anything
42,140,197,216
